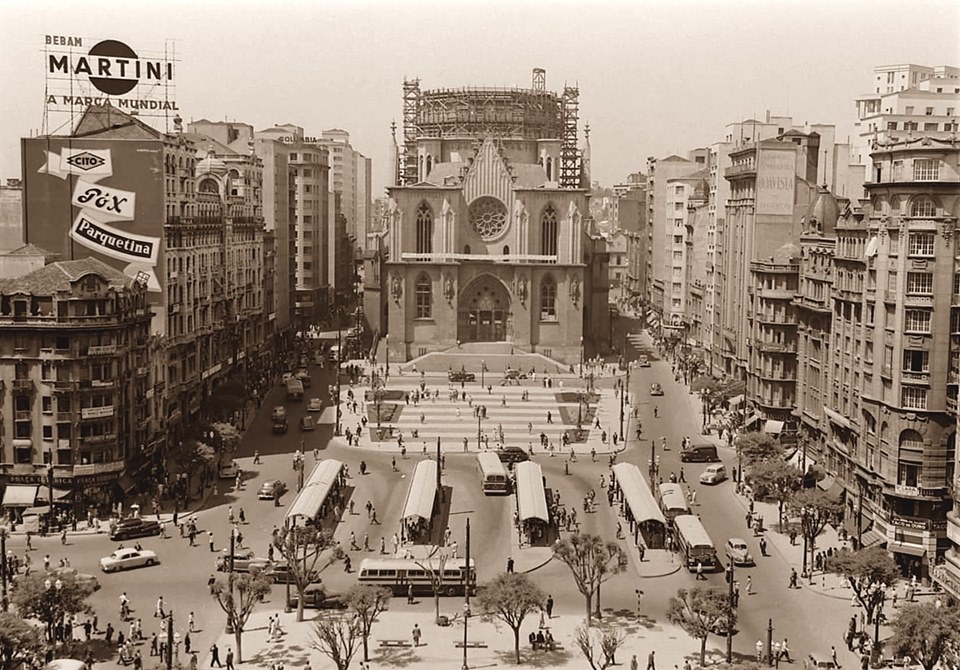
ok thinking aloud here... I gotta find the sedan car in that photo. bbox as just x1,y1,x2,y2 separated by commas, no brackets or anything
650,383,664,396
638,355,650,367
448,370,476,383
109,518,161,541
287,583,347,609
257,480,287,500
100,548,159,573
804,655,838,670
699,464,728,485
265,563,320,584
503,368,528,380
272,406,287,421
299,415,316,431
219,461,240,479
496,446,530,465
216,548,272,573
306,397,323,412
725,538,754,566
49,566,100,592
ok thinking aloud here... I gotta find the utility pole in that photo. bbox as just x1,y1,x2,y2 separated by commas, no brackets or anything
166,610,174,670
437,437,442,502
726,562,735,662
335,304,342,436
767,618,774,667
0,528,7,612
462,517,472,670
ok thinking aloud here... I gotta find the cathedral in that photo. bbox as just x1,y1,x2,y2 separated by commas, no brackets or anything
375,72,610,364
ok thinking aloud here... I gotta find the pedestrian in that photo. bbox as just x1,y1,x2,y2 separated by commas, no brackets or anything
411,624,421,647
407,584,415,605
759,537,767,556
150,633,159,656
134,651,142,670
344,556,352,573
363,533,370,551
208,574,216,594
831,646,838,667
380,537,386,554
105,623,114,644
631,655,640,670
781,639,791,662
746,575,752,594
507,556,515,573
225,648,234,670
253,450,260,464
239,508,246,524
208,531,215,552
371,509,380,525
678,467,685,483
61,528,67,545
185,632,192,654
696,561,704,580
188,611,195,632
647,650,656,670
156,596,166,618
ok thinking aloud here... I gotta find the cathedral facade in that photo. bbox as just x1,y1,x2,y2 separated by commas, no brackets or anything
379,74,609,364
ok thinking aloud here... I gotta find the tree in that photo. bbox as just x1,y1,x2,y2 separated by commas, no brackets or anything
786,488,843,575
575,621,628,670
10,572,94,643
346,585,391,663
691,376,725,416
552,533,626,624
475,573,546,663
312,611,363,670
889,603,960,670
272,525,340,622
415,548,450,625
172,439,217,477
746,460,802,530
825,548,899,625
735,432,782,466
211,572,273,662
667,586,733,667
0,613,43,670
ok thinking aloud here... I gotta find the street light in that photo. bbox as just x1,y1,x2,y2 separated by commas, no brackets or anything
462,602,470,670
579,336,584,377
385,333,390,380
726,561,735,663
476,406,483,451
0,528,8,612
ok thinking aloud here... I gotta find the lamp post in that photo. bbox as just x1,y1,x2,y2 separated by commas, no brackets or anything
766,618,774,667
726,561,735,663
481,360,486,388
579,336,584,377
385,333,390,380
0,528,7,612
167,610,175,670
335,304,342,436
462,602,470,670
801,505,811,580
476,407,483,451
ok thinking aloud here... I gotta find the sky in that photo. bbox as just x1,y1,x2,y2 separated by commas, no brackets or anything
1,0,959,197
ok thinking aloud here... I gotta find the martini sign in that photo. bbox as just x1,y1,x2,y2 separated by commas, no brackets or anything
44,35,178,115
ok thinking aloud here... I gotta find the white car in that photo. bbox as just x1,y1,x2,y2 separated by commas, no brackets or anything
307,398,323,412
100,548,159,573
699,464,727,485
219,461,240,479
725,538,754,566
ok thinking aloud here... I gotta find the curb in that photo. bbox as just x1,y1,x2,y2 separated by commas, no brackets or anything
637,562,683,579
520,555,555,574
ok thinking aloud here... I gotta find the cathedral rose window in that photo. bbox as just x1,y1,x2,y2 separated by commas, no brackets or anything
469,197,507,240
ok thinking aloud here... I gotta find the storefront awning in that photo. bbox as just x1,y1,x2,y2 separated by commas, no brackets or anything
23,506,51,516
36,487,72,502
817,476,846,501
763,420,785,434
860,528,886,549
889,542,925,558
728,395,745,408
786,448,816,471
2,485,37,507
745,414,764,428
118,473,138,494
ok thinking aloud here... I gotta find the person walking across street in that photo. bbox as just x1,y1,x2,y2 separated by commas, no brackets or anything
210,644,222,668
208,532,215,552
225,647,234,670
631,655,639,670
407,584,415,605
647,650,656,670
507,556,515,573
746,575,752,594
412,624,422,647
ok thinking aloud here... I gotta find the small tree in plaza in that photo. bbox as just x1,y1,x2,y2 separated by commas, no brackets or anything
786,488,843,574
312,611,363,670
746,460,802,530
211,572,273,662
272,525,340,622
735,432,783,467
825,547,899,626
888,602,960,670
415,548,450,625
0,612,43,670
474,572,546,663
666,586,733,667
575,621,628,670
553,533,626,624
10,572,94,643
345,585,391,663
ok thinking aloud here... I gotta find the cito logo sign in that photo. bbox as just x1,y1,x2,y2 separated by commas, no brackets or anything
47,38,173,96
65,152,106,171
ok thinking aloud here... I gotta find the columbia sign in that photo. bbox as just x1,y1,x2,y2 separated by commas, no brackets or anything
47,38,173,96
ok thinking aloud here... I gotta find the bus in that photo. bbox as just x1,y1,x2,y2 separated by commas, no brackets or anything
476,452,509,494
673,515,718,571
657,483,691,521
357,557,476,597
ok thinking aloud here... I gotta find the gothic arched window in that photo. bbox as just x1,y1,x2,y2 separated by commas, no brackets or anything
416,203,433,255
415,273,432,319
540,275,557,321
540,206,559,257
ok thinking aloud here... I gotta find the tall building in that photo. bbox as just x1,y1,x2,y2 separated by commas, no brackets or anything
853,64,960,170
0,258,156,514
0,179,23,252
612,175,646,314
377,70,609,362
21,105,267,467
665,168,710,330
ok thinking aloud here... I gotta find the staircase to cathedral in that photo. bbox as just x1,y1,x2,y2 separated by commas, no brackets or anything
398,343,570,375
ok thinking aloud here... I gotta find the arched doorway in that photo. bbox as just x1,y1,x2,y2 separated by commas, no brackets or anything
458,276,510,342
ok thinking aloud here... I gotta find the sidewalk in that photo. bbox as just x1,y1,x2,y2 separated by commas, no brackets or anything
200,606,731,670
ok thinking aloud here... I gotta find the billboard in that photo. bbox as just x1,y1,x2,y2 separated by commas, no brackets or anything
43,35,177,117
21,137,165,304
756,148,796,216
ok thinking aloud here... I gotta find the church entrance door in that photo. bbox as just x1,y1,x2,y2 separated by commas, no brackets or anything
459,276,510,343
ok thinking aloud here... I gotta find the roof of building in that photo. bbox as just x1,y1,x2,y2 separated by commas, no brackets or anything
805,188,840,236
5,243,57,258
0,258,134,295
71,104,165,140
772,242,802,264
423,162,464,186
510,163,548,188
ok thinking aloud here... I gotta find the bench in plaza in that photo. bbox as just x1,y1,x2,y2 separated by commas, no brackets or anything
379,639,412,648
454,641,489,649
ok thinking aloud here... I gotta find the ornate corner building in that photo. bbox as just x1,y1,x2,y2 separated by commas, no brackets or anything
375,70,610,363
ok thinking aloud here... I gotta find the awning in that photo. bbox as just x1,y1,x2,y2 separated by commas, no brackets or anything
728,395,745,408
646,312,660,327
36,487,73,502
118,473,137,494
817,476,846,501
400,460,438,522
286,459,345,521
515,461,549,523
763,420,785,434
23,506,51,516
823,407,852,430
889,542,926,558
613,463,665,526
745,414,764,428
786,449,816,471
2,485,37,507
864,236,879,259
860,528,886,549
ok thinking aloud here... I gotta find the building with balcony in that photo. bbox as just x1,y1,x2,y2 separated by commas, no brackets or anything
612,176,647,312
0,258,155,515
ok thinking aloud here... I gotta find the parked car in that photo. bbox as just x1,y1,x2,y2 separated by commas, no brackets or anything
272,406,287,421
699,464,728,485
258,480,287,500
49,566,100,592
503,368,527,380
300,415,316,431
272,418,289,435
265,563,320,584
216,548,271,573
638,355,650,367
650,383,664,396
109,518,161,541
725,538,754,566
287,583,347,609
307,397,323,412
100,548,159,573
280,372,294,385
804,655,838,670
496,446,530,465
448,370,476,383
296,370,312,388
219,460,240,479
